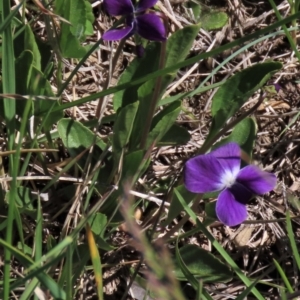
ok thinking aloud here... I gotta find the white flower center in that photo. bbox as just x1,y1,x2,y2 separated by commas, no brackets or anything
220,168,239,188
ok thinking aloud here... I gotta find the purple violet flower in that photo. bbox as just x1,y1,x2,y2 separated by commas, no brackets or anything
102,0,167,41
184,142,276,227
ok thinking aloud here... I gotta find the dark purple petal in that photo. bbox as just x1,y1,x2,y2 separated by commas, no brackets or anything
184,154,224,193
273,83,281,92
237,165,276,195
136,44,145,57
103,0,134,16
216,189,247,226
211,143,241,177
229,182,253,204
136,0,158,12
102,26,134,41
136,14,166,41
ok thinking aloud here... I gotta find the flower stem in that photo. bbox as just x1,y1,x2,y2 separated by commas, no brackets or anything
140,41,167,149
95,39,126,119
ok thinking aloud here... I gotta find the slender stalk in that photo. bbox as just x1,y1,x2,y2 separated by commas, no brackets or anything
140,41,167,149
95,39,126,118
286,0,297,42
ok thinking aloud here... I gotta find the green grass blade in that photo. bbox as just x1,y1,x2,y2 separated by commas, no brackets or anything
273,258,293,293
19,278,39,300
0,1,23,34
34,198,43,300
0,238,66,299
86,224,103,300
26,237,73,273
286,211,300,270
268,0,300,61
65,245,73,300
1,0,16,297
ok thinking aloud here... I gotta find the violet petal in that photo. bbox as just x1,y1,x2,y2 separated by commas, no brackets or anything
136,0,158,12
237,165,276,195
216,189,248,226
102,26,134,41
211,142,241,177
184,154,225,193
103,0,134,16
136,14,166,41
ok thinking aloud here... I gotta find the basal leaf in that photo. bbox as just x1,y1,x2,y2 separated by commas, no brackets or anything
15,50,33,95
184,1,201,21
89,213,107,237
174,244,232,283
55,0,94,58
205,61,282,146
57,118,106,162
113,43,160,111
213,117,257,157
121,150,149,185
144,101,181,149
30,67,63,130
24,24,41,70
112,101,139,153
158,124,190,146
202,11,228,31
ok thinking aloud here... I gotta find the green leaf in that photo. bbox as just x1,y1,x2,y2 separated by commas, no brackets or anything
46,235,57,252
89,213,107,237
174,244,232,283
15,50,33,95
17,242,32,256
113,42,158,111
84,1,94,35
144,101,181,148
175,239,199,291
287,192,300,212
158,124,190,146
205,61,282,146
57,118,106,159
184,1,201,21
213,117,257,157
55,0,94,58
121,150,149,184
202,11,228,31
88,213,114,251
30,67,63,130
112,101,139,153
24,24,41,70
